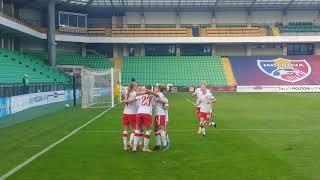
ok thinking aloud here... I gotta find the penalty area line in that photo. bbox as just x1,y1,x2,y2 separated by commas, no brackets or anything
0,102,121,180
184,97,196,106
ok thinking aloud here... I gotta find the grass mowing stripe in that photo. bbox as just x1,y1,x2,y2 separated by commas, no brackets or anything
0,102,121,180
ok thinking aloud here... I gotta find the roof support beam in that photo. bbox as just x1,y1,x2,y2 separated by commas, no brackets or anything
140,0,143,12
214,0,220,8
249,0,257,8
285,0,295,10
110,0,114,7
121,0,125,8
84,0,94,8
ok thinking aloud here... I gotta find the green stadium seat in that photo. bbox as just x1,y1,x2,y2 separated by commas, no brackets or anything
0,48,70,84
121,56,228,86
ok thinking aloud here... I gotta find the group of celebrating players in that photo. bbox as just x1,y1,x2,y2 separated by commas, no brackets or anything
121,82,169,152
121,80,217,152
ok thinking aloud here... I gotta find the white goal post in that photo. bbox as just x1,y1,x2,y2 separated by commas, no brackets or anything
81,68,115,108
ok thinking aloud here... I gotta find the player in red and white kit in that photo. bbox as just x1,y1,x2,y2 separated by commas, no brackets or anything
192,82,211,133
125,88,159,152
121,82,149,150
134,90,160,152
197,87,216,137
153,85,169,151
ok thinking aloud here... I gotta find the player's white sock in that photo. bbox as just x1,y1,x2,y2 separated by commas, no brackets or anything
159,129,168,147
129,132,134,145
155,131,161,146
198,126,201,133
138,130,143,146
133,129,140,151
143,130,152,149
122,130,128,149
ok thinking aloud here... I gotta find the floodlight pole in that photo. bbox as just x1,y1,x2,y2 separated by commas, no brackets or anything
48,0,56,67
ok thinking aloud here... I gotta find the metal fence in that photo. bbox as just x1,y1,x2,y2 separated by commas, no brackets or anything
0,83,72,98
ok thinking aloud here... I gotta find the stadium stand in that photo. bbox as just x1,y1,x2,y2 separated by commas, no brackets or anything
201,27,268,37
112,28,192,37
121,56,228,86
222,57,237,86
0,11,47,33
277,22,320,33
58,27,192,37
0,49,69,84
27,52,114,69
58,27,112,36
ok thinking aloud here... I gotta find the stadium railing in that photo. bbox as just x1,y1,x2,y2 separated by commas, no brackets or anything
0,11,47,33
0,82,72,98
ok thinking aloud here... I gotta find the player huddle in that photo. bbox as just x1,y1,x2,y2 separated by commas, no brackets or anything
121,83,169,152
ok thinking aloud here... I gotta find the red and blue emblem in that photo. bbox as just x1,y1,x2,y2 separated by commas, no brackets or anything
257,58,312,83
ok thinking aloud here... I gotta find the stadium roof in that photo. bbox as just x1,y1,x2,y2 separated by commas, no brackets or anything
59,0,320,10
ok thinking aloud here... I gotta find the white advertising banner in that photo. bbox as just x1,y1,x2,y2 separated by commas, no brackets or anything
237,85,320,92
11,91,66,113
279,85,320,92
237,86,280,92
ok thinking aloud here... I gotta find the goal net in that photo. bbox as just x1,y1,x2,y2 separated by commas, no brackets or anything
81,68,114,108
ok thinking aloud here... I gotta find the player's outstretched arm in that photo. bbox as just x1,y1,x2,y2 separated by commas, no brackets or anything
145,89,159,98
136,90,147,96
123,96,137,103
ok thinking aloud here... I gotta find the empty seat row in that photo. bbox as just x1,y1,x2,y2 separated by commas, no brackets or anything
277,22,320,33
121,56,228,86
202,27,267,37
27,52,114,69
0,49,70,84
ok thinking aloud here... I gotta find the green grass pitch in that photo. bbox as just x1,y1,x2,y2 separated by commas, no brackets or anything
0,93,320,180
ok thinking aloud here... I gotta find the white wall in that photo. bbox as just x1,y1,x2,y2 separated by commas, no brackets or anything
287,11,318,22
88,18,112,27
126,11,141,24
144,11,176,24
18,9,41,25
57,42,81,53
216,11,247,24
251,11,283,24
123,10,319,26
216,45,247,56
19,37,45,52
180,12,211,24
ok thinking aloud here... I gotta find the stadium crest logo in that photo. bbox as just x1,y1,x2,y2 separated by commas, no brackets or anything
257,58,312,83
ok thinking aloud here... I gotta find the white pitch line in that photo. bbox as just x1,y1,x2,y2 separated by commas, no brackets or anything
184,97,196,105
0,102,121,180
